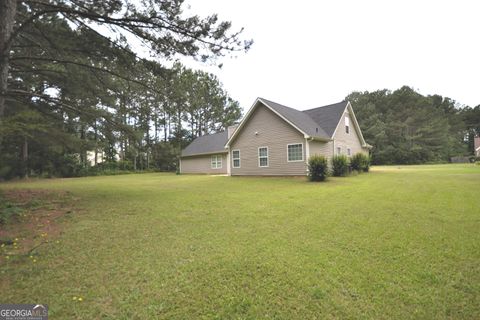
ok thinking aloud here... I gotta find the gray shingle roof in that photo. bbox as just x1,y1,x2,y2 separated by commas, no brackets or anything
181,98,350,157
302,101,349,137
258,98,330,140
181,131,228,157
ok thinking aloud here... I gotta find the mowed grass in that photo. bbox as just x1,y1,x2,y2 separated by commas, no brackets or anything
1,164,479,319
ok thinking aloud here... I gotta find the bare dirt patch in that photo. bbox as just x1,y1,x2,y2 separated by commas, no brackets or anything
0,189,78,263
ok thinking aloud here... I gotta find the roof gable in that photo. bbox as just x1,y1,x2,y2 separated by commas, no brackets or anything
302,101,348,137
225,98,331,147
259,98,330,139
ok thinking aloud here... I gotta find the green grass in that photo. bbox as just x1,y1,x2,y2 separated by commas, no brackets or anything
1,164,479,319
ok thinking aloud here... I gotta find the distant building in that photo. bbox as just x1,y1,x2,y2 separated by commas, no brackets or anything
475,136,480,157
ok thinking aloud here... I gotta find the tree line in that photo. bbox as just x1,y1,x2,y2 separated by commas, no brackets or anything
348,86,480,164
1,2,479,179
0,0,251,179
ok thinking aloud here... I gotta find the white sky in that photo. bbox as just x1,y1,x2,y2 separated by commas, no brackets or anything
179,0,479,111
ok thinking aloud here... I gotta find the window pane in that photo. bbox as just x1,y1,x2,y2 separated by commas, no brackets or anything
211,156,216,168
288,144,303,161
233,159,240,168
232,150,240,159
259,157,268,167
259,147,267,157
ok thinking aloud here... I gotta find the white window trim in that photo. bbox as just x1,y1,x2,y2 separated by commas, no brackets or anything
258,146,269,168
211,154,222,169
287,143,304,162
232,149,241,168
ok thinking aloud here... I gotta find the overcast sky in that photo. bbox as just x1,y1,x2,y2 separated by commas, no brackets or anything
180,0,479,111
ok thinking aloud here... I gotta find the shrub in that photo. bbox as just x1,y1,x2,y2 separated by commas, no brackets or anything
351,153,371,172
350,153,363,172
332,155,349,177
361,154,371,172
308,155,329,181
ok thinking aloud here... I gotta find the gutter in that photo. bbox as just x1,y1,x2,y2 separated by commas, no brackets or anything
306,136,332,142
180,150,228,158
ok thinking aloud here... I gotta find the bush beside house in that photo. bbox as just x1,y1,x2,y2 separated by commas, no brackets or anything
332,155,349,177
308,153,371,182
350,153,371,172
308,155,329,181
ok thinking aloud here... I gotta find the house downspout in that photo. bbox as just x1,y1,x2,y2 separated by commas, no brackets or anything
305,137,310,175
226,147,231,176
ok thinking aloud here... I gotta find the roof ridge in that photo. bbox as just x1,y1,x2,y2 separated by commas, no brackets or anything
302,100,348,112
258,97,330,140
258,97,300,112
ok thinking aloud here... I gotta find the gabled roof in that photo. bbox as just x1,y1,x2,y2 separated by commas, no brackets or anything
181,131,228,157
181,97,371,157
303,101,349,137
259,98,330,139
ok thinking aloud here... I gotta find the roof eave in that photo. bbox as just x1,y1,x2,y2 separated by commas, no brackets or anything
307,135,332,142
181,150,228,158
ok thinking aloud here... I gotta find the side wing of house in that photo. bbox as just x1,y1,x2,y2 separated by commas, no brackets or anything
308,140,334,159
180,153,228,174
332,103,370,156
228,102,308,175
179,130,230,174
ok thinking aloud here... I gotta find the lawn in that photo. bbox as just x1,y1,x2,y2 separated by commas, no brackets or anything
1,164,479,319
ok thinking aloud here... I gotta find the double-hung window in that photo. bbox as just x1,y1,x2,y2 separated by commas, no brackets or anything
232,150,240,168
287,143,303,162
211,155,222,169
258,147,268,167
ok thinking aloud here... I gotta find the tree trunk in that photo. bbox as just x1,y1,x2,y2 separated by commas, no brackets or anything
0,0,17,118
22,136,28,178
80,124,86,167
94,121,98,165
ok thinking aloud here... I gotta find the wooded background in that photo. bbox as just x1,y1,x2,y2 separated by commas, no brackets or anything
0,0,478,179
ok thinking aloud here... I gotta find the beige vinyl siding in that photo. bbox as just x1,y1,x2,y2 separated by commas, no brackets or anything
308,140,333,159
180,153,227,174
230,104,307,175
333,111,368,156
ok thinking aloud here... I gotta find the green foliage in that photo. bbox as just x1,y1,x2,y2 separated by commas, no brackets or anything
332,155,349,176
362,154,371,172
307,155,329,181
347,86,471,164
350,153,363,172
0,195,23,225
0,0,247,180
350,153,371,172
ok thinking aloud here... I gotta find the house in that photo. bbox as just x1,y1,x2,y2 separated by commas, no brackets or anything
180,97,371,175
475,136,480,157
